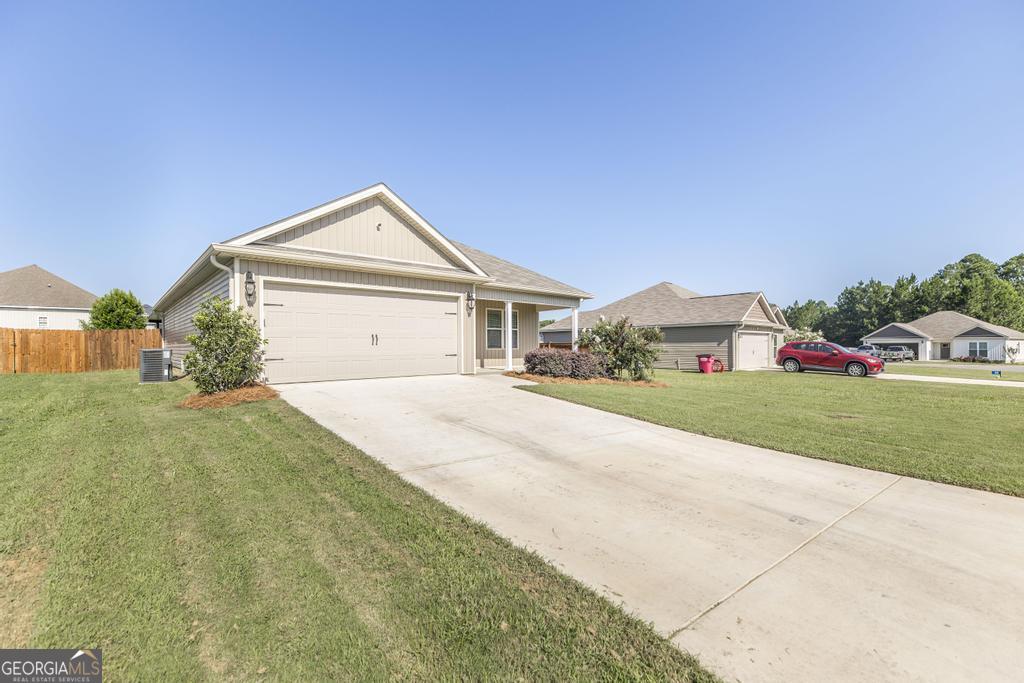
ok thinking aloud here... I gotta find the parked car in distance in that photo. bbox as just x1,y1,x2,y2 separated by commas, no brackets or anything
776,341,885,377
855,344,882,357
884,345,916,361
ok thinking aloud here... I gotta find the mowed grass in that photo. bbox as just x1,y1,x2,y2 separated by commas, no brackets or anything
883,363,1024,382
520,370,1024,497
0,370,713,681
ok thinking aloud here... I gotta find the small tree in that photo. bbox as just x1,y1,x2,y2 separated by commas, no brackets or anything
82,288,147,329
184,297,266,394
577,317,663,381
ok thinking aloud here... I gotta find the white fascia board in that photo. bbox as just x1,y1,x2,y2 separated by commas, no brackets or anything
0,305,92,312
479,282,594,299
213,243,491,284
221,183,489,278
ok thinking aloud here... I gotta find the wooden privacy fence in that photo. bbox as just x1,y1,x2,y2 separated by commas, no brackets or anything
0,328,163,374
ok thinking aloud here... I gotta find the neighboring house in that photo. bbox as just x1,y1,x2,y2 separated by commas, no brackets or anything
862,311,1024,361
153,183,591,383
0,264,97,330
539,282,787,370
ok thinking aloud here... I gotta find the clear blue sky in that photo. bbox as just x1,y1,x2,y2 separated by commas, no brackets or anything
2,1,1022,312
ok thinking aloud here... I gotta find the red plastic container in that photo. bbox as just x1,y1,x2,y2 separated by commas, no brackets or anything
697,354,716,374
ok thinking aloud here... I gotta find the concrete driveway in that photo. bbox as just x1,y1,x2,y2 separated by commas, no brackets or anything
278,374,1024,682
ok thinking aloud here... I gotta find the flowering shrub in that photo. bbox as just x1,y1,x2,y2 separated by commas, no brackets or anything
524,348,607,379
577,317,663,381
950,356,997,363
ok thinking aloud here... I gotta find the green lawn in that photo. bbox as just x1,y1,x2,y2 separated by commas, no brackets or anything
520,370,1024,497
0,371,713,681
883,363,1024,382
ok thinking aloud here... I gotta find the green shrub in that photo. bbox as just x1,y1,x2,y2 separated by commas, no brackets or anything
82,288,147,329
577,317,663,381
183,297,266,394
524,348,607,378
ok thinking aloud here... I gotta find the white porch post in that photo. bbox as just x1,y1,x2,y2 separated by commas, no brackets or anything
571,306,579,351
505,300,514,370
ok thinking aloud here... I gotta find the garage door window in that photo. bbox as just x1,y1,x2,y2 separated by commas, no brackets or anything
486,308,519,349
969,341,988,358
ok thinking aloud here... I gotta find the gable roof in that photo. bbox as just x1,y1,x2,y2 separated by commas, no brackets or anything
909,311,1024,339
0,265,97,309
864,311,1024,341
223,183,488,278
543,282,781,331
769,303,789,327
453,242,591,299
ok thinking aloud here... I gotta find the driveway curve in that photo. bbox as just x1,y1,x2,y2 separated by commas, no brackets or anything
278,373,1024,682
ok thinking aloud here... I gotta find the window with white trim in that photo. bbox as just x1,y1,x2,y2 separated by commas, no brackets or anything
968,341,989,358
485,308,520,349
486,309,503,349
38,316,48,329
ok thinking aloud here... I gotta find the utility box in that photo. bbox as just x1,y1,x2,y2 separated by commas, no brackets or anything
140,348,173,383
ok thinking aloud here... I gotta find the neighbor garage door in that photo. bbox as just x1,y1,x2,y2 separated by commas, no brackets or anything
262,282,459,384
735,332,771,370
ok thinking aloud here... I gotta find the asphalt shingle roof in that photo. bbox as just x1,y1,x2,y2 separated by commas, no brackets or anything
0,265,97,309
453,241,591,299
544,282,777,331
896,311,1024,339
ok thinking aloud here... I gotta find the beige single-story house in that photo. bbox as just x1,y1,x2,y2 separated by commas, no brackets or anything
0,264,97,330
153,184,591,383
862,311,1024,361
539,282,787,370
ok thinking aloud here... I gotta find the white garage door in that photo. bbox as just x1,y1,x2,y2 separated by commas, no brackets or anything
262,283,459,384
736,332,771,370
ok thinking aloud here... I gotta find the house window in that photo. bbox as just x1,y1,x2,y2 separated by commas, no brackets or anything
485,308,519,350
38,316,47,329
486,309,503,349
968,341,989,358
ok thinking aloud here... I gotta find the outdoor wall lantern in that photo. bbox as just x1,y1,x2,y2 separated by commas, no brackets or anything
466,291,476,312
244,271,257,300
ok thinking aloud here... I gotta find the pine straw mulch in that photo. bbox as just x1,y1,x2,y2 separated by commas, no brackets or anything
179,384,279,409
504,372,668,388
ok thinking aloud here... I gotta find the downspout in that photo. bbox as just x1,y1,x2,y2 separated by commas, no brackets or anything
209,253,234,303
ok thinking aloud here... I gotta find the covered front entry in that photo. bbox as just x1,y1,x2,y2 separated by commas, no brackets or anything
262,282,459,384
736,331,771,369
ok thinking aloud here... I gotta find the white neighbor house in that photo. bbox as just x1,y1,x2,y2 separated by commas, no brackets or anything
0,265,97,330
862,310,1024,362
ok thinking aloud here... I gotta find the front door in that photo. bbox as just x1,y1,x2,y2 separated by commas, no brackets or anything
940,343,950,359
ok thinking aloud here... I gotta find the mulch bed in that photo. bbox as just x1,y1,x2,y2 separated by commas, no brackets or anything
179,384,279,409
504,372,667,388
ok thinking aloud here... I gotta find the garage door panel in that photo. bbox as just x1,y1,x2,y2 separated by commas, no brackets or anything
737,332,771,370
262,282,459,383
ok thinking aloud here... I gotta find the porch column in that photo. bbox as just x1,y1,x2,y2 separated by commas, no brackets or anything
505,300,514,370
571,306,579,351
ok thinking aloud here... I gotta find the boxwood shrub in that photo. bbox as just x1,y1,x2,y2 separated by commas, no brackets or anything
524,347,607,379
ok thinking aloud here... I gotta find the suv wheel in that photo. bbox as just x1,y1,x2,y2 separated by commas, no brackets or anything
846,362,867,377
783,358,801,373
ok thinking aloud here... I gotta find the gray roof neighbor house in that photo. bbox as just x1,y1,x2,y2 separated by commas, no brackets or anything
0,264,97,330
863,311,1024,361
540,281,787,371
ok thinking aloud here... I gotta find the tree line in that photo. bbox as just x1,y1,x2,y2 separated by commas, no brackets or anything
783,253,1024,346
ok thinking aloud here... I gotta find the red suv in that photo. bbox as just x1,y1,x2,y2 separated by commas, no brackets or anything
776,341,884,377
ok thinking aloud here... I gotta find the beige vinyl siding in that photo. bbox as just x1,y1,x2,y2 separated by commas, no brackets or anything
238,259,475,374
475,287,580,310
655,325,733,371
265,196,459,268
475,302,539,368
744,300,774,324
162,271,230,365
